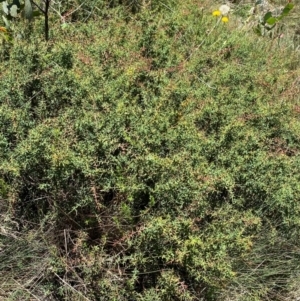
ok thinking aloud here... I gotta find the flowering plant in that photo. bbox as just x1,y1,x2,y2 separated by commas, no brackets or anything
213,4,230,23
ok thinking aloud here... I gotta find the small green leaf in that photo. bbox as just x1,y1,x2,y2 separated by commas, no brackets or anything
280,3,294,18
283,3,294,12
266,17,278,26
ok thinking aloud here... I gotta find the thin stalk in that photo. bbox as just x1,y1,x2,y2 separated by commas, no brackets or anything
44,0,50,41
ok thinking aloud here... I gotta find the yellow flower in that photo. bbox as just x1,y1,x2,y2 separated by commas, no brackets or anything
221,16,229,23
212,10,221,17
0,27,7,33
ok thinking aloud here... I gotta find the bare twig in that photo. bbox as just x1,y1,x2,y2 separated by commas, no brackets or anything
13,279,42,301
54,272,92,301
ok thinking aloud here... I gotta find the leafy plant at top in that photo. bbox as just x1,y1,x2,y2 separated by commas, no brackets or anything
0,0,51,40
253,2,294,37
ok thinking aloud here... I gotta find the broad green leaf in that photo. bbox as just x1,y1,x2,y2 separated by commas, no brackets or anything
10,4,18,17
24,0,33,20
2,1,9,14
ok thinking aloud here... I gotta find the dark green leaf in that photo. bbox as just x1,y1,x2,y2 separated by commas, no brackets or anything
280,3,294,17
263,12,272,24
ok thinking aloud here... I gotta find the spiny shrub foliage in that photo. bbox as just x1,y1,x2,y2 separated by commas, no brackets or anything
0,1,300,300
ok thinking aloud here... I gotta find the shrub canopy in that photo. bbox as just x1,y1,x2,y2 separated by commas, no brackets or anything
0,1,300,300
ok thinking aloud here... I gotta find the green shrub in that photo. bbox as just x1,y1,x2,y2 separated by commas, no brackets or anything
0,1,300,300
